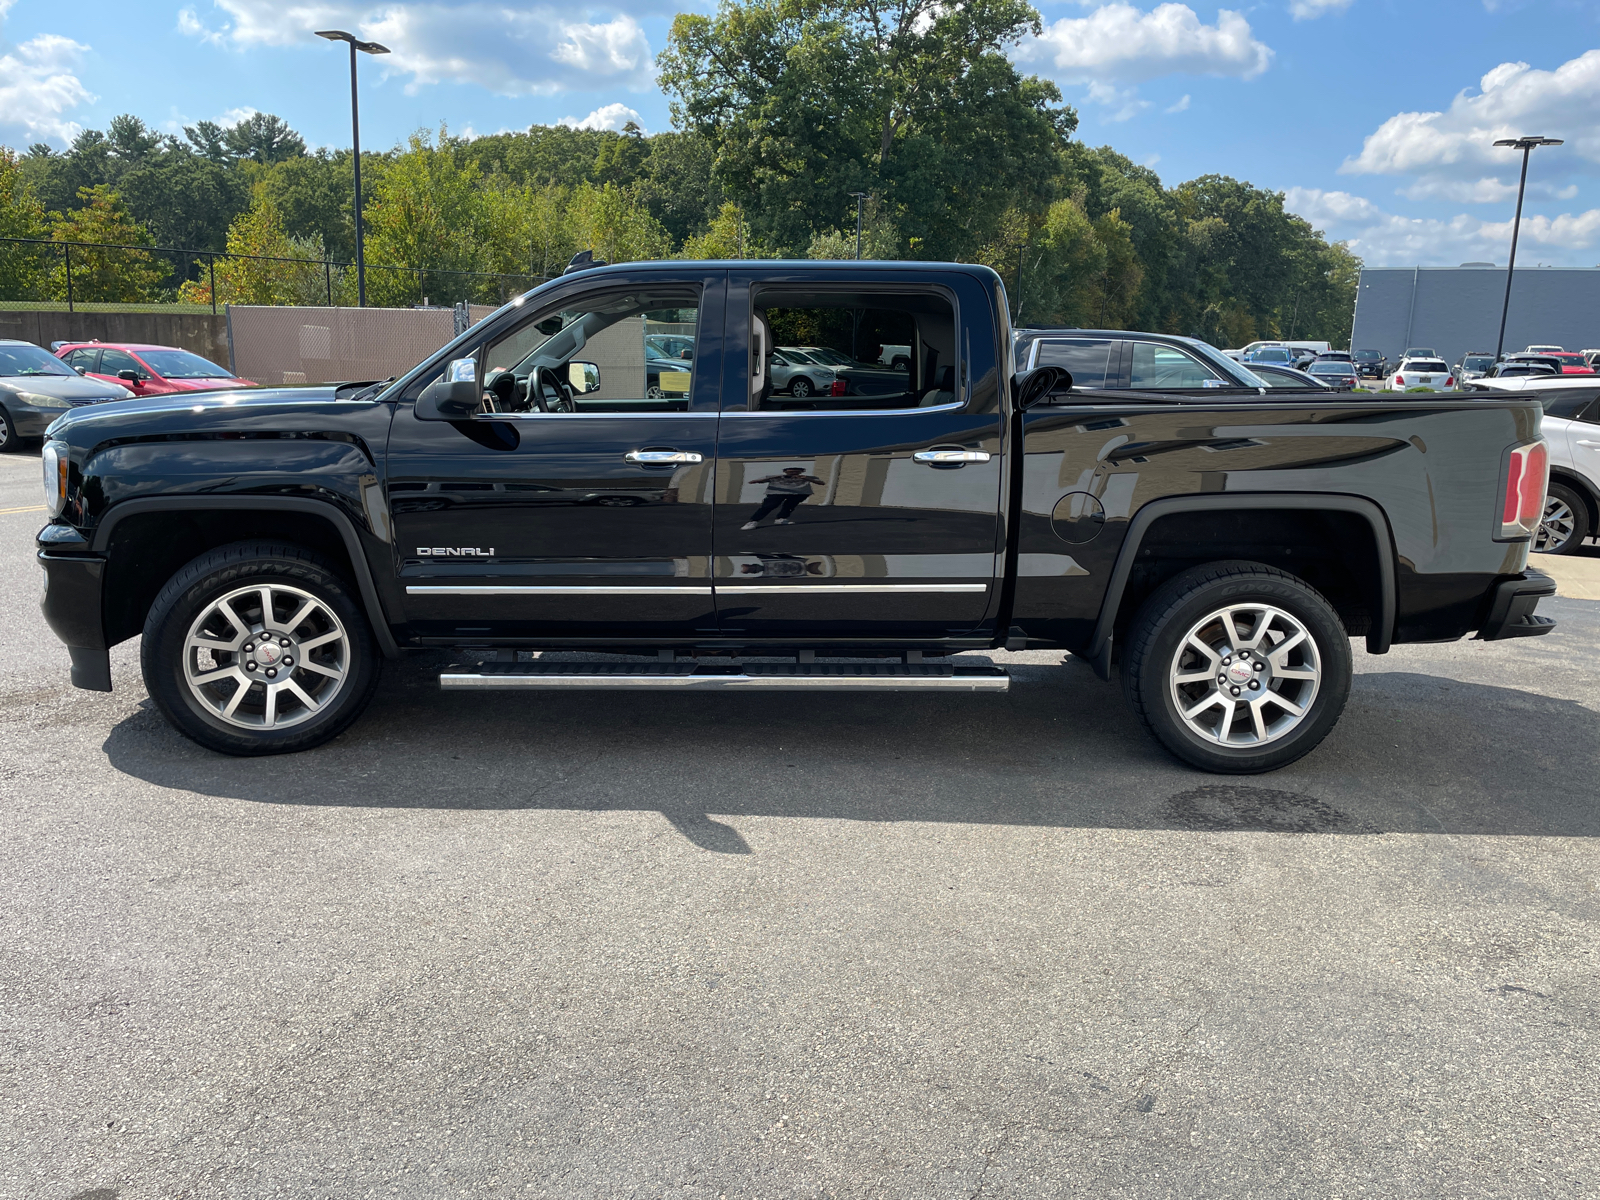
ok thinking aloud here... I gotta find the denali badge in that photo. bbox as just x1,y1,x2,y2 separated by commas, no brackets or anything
418,547,496,557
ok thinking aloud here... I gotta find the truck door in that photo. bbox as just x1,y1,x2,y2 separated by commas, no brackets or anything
712,271,1003,639
386,271,724,641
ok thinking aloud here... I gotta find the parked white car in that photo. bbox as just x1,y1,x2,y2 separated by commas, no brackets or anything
1387,357,1454,390
1469,376,1600,553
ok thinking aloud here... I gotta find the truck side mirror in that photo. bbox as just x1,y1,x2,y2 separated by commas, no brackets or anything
1013,366,1072,408
415,357,480,419
568,360,601,394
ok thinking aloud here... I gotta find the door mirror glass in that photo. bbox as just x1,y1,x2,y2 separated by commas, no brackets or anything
117,369,142,383
446,357,476,384
568,360,600,394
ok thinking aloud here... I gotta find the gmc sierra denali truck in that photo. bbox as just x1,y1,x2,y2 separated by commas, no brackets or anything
36,261,1556,772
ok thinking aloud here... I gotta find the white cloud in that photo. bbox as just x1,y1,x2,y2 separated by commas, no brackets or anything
0,18,95,145
1286,186,1600,266
1019,4,1272,84
1015,3,1269,123
1165,93,1191,113
1085,81,1150,122
1289,0,1352,18
178,1,654,96
177,8,225,45
1341,50,1600,190
557,103,643,132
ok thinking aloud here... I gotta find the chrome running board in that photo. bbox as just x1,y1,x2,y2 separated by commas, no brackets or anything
439,661,1009,692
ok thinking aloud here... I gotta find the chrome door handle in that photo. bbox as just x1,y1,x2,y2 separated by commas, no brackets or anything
1577,440,1600,448
913,449,991,465
625,449,703,464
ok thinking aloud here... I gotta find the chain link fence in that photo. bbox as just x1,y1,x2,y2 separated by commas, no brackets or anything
0,236,547,315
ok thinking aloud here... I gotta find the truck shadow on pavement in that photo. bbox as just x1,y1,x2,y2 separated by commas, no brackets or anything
100,654,1600,851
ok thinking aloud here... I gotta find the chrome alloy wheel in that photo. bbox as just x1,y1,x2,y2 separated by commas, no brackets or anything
1535,495,1577,552
1169,602,1322,748
182,583,350,729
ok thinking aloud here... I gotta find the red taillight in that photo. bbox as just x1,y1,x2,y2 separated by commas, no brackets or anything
1500,441,1549,539
830,379,847,396
1395,375,1404,386
1445,376,1453,388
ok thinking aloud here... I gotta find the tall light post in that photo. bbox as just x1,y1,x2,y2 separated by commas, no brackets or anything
850,192,867,260
1491,134,1562,360
316,30,390,307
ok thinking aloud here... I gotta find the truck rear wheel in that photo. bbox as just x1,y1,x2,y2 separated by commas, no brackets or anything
140,542,381,756
1120,561,1352,774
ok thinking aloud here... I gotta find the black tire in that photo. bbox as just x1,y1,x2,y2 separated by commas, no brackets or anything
0,405,18,452
1121,561,1353,774
890,357,909,371
141,542,381,756
790,377,813,398
1533,482,1592,555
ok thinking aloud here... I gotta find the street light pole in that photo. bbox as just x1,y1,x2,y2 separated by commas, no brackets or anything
850,192,867,260
317,30,390,307
1492,135,1562,360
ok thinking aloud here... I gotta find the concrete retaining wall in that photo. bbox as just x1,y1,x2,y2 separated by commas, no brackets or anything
0,310,230,367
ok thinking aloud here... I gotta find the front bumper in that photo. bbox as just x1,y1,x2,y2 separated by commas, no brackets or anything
1477,569,1558,641
38,542,112,691
7,401,72,437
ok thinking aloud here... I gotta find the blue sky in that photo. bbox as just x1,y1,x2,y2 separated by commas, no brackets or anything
2,0,1599,266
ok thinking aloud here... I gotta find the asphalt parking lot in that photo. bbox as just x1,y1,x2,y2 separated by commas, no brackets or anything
2,449,1598,1199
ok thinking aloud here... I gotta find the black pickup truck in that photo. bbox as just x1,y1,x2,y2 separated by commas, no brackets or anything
36,261,1556,772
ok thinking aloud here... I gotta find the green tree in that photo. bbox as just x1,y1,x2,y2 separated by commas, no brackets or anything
213,190,328,305
361,127,486,306
224,113,307,165
680,201,754,258
0,147,48,298
46,185,166,302
658,0,1075,258
568,182,671,264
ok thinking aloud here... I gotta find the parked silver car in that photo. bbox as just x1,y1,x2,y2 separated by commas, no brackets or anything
0,340,132,451
769,346,839,398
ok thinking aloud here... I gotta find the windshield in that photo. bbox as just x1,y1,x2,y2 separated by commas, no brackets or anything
137,349,232,379
1550,353,1588,365
1310,362,1353,374
1184,339,1267,388
806,348,855,366
0,344,76,377
1354,350,1380,360
1463,356,1494,371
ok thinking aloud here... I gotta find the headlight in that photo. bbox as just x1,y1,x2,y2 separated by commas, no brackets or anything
41,440,68,517
14,390,67,408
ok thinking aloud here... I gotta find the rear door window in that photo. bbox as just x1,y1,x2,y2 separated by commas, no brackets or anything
97,349,147,379
64,348,99,372
1030,339,1116,389
1129,341,1227,389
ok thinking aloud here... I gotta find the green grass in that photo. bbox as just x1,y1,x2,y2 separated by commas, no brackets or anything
0,300,220,315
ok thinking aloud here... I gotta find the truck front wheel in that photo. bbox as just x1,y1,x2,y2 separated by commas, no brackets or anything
1120,562,1352,773
141,542,381,756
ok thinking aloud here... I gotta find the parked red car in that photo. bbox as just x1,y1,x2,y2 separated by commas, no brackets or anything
54,342,255,395
1545,351,1595,375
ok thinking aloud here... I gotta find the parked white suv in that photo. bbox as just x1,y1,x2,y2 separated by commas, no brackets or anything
1387,357,1453,390
1469,376,1599,554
